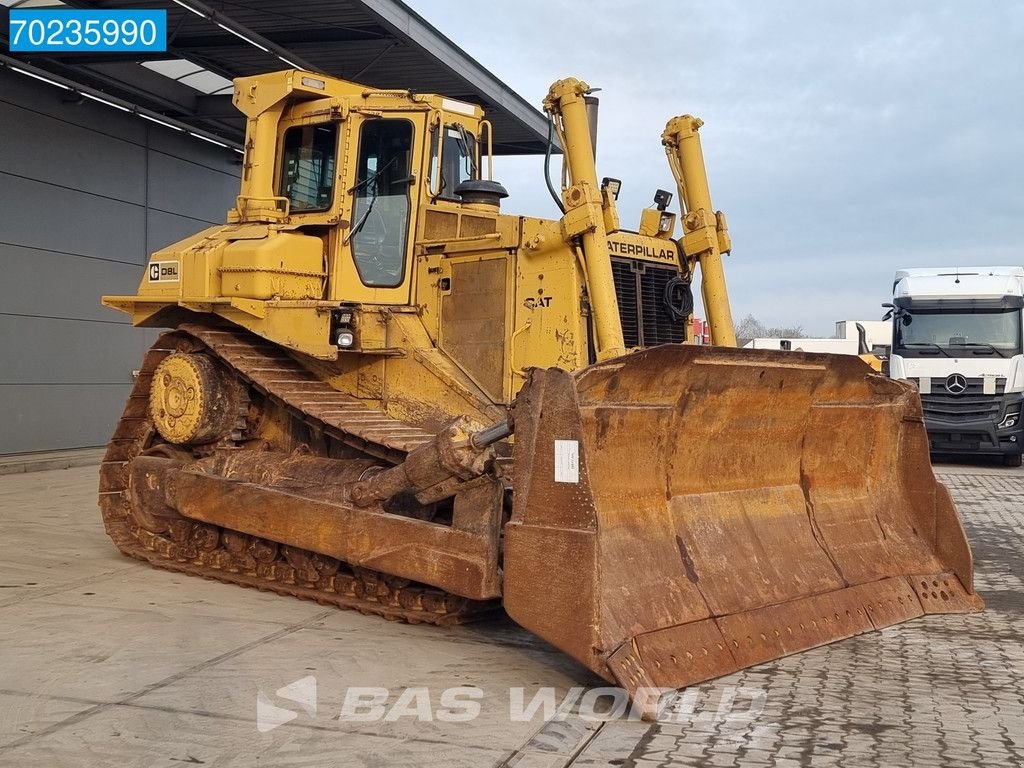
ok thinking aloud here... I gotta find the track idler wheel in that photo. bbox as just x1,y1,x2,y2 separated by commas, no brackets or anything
149,352,239,445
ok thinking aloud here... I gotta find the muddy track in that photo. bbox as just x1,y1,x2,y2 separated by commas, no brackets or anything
97,324,499,626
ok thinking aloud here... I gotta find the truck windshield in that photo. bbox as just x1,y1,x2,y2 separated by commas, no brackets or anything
895,308,1022,356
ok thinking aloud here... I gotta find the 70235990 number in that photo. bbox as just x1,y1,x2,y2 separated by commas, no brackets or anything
8,9,167,53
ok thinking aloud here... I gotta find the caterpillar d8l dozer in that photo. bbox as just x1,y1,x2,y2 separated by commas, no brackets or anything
101,71,981,715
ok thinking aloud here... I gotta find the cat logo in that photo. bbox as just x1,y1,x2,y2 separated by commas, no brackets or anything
148,261,180,282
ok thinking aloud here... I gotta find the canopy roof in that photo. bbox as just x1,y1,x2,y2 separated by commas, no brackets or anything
0,0,551,154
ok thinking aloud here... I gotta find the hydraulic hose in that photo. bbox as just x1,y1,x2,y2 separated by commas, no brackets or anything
543,117,566,214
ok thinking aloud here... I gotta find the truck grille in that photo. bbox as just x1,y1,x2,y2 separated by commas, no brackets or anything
611,258,687,348
919,377,1006,423
929,431,992,449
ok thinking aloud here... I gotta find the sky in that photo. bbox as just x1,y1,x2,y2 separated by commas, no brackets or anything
405,0,1024,336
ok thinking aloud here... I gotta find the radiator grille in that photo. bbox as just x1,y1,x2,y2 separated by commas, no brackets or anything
611,258,687,348
919,377,1006,423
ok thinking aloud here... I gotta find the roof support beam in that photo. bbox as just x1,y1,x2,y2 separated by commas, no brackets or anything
195,94,236,118
0,53,243,152
356,0,553,148
168,0,321,72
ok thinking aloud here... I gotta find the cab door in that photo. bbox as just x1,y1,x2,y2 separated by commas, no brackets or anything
332,114,426,306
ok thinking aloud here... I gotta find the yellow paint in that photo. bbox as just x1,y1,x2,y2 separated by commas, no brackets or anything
663,115,737,347
543,78,625,361
149,354,212,444
104,70,718,432
860,353,885,372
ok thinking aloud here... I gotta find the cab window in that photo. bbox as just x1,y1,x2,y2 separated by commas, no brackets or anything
430,124,477,199
350,120,413,288
280,123,337,212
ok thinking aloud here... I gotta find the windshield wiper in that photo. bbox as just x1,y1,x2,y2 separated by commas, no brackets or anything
900,342,952,358
453,124,478,178
345,191,377,245
951,342,1009,358
347,156,397,195
345,157,399,244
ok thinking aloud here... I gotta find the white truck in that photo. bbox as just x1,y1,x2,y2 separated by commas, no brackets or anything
887,266,1024,466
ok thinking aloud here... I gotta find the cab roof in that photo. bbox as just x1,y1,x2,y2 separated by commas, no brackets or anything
894,267,1024,301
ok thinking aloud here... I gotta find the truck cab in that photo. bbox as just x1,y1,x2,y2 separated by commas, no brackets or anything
888,267,1024,466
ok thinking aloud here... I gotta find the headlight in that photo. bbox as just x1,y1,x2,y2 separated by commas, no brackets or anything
999,402,1022,429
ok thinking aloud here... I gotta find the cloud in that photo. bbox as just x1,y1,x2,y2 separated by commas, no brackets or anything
406,0,1024,335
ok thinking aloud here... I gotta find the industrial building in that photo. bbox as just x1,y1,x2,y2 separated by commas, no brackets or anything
0,0,548,454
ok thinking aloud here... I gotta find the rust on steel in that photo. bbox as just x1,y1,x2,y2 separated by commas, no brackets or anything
503,344,981,713
99,328,499,625
100,327,981,715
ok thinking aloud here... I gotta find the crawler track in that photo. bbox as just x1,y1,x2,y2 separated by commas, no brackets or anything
98,324,498,626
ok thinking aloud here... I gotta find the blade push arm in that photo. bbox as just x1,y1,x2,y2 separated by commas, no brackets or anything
662,116,737,347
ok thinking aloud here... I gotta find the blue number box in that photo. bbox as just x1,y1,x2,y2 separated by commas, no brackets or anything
8,9,167,53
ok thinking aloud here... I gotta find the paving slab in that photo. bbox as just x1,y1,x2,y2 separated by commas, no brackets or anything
0,704,511,768
0,464,1022,766
0,691,97,749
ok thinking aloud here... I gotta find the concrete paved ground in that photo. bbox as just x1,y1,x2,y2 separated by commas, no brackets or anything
0,461,1021,767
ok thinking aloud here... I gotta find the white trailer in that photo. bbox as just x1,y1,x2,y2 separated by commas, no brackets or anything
888,266,1024,466
834,319,891,354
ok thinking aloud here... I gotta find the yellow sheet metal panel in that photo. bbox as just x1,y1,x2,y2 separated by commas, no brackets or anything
514,217,589,382
220,231,325,300
439,257,509,402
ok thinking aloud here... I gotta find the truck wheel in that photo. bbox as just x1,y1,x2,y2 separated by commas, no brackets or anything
1004,453,1023,468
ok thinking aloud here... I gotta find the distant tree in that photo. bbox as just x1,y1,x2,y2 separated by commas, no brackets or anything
765,324,806,339
735,314,766,340
735,314,806,341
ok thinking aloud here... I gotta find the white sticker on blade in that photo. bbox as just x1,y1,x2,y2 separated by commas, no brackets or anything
554,439,579,484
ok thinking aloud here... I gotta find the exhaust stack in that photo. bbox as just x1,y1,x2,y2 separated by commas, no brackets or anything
585,95,600,159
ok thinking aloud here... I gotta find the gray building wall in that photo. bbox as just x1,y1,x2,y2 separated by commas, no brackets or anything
0,68,240,454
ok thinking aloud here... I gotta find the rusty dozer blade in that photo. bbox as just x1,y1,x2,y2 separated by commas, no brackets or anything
503,344,982,715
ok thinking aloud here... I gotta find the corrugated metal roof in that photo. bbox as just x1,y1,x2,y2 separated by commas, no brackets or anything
0,0,551,154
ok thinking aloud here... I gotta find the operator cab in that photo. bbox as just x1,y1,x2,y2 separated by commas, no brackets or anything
242,73,495,309
270,85,496,296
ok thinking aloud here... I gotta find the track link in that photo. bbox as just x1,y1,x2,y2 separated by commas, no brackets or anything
98,325,498,626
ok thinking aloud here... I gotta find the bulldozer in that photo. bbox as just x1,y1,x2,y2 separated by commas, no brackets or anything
100,70,982,716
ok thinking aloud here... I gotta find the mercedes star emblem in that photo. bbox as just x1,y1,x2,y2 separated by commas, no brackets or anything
945,373,968,395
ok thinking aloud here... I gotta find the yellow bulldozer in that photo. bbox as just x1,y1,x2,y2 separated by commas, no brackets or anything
101,70,981,715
